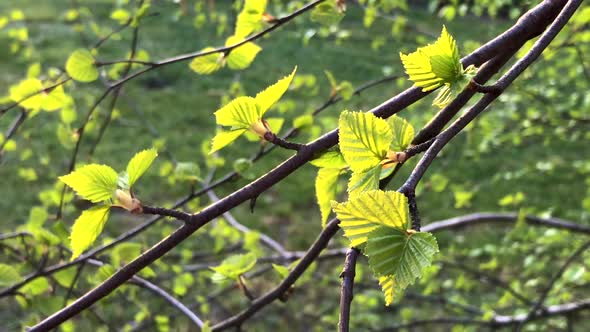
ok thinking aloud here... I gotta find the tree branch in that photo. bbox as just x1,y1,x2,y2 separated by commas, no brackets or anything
28,1,572,328
211,218,341,331
338,248,360,332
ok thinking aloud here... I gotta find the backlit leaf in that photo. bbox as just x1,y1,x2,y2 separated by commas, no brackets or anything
9,78,43,110
310,150,348,169
255,66,297,116
126,148,158,187
225,37,262,70
338,111,392,172
210,129,247,154
400,26,461,92
311,2,345,26
0,264,22,286
379,275,397,306
214,96,261,129
387,115,414,151
66,49,99,82
235,0,267,38
189,48,224,75
348,166,381,198
210,253,257,281
332,190,409,247
366,227,438,290
70,205,111,259
315,168,342,227
59,164,118,203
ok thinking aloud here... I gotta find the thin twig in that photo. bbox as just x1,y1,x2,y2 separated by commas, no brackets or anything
338,248,360,332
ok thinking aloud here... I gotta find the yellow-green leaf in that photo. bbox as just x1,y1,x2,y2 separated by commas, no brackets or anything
432,68,475,108
189,47,224,75
210,129,247,154
70,205,111,259
311,2,345,26
0,264,22,286
126,148,158,187
42,85,69,111
348,166,381,198
387,115,414,151
9,78,43,110
379,275,397,306
66,49,99,82
400,26,461,92
214,96,261,129
366,227,438,292
315,168,341,227
59,164,118,203
331,190,409,247
255,66,297,116
225,36,262,70
110,9,130,24
210,253,257,282
338,111,392,172
310,150,348,169
234,0,267,38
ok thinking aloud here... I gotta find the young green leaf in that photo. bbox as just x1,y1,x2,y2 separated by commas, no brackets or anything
332,190,409,247
189,47,224,75
234,0,267,38
272,264,290,278
255,66,297,116
225,37,262,70
41,85,69,112
347,166,381,197
210,68,297,153
310,150,348,169
0,264,22,286
70,205,111,259
59,164,118,203
387,115,414,151
315,168,342,227
338,111,393,172
366,227,438,288
210,129,248,154
66,49,99,82
9,78,43,110
126,148,158,187
432,66,476,108
378,275,397,306
311,2,345,26
400,26,461,92
214,96,261,129
210,253,257,282
174,162,201,182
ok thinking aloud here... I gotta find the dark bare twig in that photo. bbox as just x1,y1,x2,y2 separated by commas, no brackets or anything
62,262,85,307
338,248,360,332
207,190,289,257
211,218,341,331
422,212,590,235
440,260,533,306
263,132,305,151
141,205,193,222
